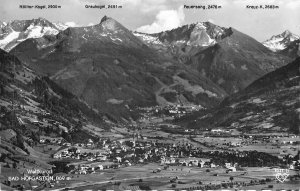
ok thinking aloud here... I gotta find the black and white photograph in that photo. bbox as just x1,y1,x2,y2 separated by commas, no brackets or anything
0,0,299,190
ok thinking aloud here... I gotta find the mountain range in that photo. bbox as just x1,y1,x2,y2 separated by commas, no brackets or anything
0,16,298,123
8,17,234,120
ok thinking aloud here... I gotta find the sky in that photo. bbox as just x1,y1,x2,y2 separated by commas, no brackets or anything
1,0,300,41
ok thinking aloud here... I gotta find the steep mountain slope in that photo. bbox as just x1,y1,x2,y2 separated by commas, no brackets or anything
263,30,299,52
0,18,62,51
187,28,290,94
10,16,227,120
181,57,300,134
280,39,300,59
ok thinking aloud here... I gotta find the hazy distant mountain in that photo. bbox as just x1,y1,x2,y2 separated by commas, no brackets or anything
0,18,62,51
10,16,227,120
263,30,299,52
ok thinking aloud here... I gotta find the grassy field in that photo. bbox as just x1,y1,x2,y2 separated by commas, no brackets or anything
192,135,300,156
32,144,61,155
239,180,300,190
50,163,300,190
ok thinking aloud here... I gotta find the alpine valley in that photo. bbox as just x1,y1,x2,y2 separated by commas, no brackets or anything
0,16,299,191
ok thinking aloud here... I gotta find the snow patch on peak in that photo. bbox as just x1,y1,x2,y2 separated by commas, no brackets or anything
263,41,286,51
0,21,7,27
188,23,216,46
100,16,118,31
133,32,162,45
0,30,20,50
194,22,207,30
25,24,59,39
53,22,69,30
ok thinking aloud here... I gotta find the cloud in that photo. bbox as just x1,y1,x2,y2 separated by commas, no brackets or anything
124,0,168,13
136,6,185,33
65,21,79,27
208,19,215,24
286,0,300,9
233,0,276,4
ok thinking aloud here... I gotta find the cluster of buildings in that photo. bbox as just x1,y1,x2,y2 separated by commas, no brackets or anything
39,137,70,146
43,129,300,176
138,105,203,119
160,157,219,168
49,137,256,175
157,105,203,116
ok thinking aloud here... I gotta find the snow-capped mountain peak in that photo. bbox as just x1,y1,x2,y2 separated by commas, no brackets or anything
99,15,129,34
263,30,300,52
0,18,63,51
281,30,292,37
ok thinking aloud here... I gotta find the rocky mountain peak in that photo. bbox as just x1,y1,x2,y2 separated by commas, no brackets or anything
263,30,300,51
100,15,110,23
282,30,292,37
99,15,120,31
32,17,56,27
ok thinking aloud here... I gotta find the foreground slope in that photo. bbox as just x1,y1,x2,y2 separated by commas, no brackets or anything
0,48,107,147
0,48,111,189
